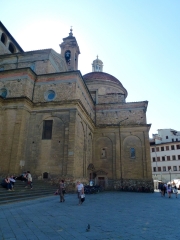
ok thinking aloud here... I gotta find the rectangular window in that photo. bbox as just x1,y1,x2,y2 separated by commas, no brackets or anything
172,139,174,142
151,148,155,152
156,147,159,152
173,166,177,171
167,156,170,161
176,138,178,142
152,157,156,162
178,155,180,160
179,166,180,171
163,167,166,171
162,156,165,161
153,167,156,172
157,157,160,161
166,136,168,139
168,166,171,171
171,145,175,150
176,145,180,149
158,167,161,172
161,147,164,151
172,155,176,160
42,120,53,139
166,146,169,150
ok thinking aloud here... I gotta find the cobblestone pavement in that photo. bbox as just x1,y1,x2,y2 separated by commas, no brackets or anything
0,191,180,240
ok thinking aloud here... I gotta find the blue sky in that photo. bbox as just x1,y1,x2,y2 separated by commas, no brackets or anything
1,0,180,137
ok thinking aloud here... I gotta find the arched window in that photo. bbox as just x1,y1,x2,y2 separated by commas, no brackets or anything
1,33,7,45
65,50,71,64
8,42,15,53
130,148,135,158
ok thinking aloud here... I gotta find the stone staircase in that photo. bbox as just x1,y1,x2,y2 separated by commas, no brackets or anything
0,179,58,205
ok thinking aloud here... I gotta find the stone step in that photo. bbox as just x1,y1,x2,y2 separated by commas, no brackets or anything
0,193,56,205
0,179,58,205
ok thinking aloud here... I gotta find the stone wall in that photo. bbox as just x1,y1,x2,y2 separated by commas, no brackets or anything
0,69,35,100
96,102,147,125
0,99,31,175
76,76,95,121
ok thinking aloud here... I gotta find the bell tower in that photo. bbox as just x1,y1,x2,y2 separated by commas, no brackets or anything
60,28,80,71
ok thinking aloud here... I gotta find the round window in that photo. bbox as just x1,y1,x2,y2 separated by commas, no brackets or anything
0,88,7,98
45,90,56,101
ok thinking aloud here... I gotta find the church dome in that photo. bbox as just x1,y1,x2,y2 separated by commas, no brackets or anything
83,72,128,98
83,71,122,85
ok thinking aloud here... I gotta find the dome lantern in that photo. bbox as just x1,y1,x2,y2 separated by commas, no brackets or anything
92,55,103,72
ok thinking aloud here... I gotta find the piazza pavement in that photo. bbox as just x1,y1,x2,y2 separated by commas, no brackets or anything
0,190,179,240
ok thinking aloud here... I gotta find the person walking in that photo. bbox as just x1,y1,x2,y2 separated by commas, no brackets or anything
163,183,167,197
25,171,33,189
167,184,172,198
159,182,164,197
174,185,178,198
76,181,84,205
59,180,65,202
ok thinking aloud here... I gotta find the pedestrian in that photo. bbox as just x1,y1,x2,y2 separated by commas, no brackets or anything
25,171,33,189
159,182,164,197
174,185,178,198
76,181,84,205
167,184,172,198
163,183,167,197
59,180,65,202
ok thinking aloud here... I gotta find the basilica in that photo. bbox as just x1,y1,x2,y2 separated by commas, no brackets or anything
0,21,153,190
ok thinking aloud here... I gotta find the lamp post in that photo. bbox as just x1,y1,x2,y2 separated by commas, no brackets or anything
169,169,171,183
154,146,158,180
119,117,128,184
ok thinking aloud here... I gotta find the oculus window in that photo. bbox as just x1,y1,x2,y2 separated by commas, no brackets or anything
42,120,53,139
44,90,56,101
0,88,7,98
130,148,135,159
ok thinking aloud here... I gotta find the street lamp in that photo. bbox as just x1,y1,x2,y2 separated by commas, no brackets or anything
169,169,171,183
154,147,158,180
119,117,128,184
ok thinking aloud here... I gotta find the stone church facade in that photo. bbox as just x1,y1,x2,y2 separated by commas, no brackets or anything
0,22,153,190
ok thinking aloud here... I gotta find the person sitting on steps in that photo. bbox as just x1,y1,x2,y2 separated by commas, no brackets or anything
1,176,13,191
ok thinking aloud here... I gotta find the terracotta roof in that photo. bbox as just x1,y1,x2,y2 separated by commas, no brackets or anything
83,71,128,98
83,72,121,85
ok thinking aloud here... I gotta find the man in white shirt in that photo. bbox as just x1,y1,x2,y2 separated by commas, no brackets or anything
76,181,84,205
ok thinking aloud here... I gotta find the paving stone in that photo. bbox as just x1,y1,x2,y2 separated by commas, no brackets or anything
0,192,180,239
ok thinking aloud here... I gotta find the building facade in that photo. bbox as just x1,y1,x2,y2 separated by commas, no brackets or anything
0,22,153,190
150,129,180,183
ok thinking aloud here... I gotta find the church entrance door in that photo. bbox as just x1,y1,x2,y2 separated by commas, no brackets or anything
98,177,105,188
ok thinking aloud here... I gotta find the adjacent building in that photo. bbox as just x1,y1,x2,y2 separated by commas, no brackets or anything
0,21,153,190
150,129,180,183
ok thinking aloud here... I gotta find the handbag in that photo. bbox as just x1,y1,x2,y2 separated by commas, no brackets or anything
81,194,85,202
